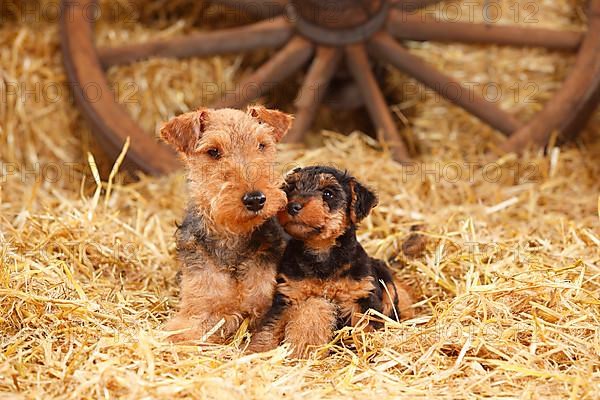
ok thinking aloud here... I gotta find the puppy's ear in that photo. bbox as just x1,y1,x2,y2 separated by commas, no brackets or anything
285,167,302,183
247,105,293,142
349,178,378,223
160,109,209,154
282,167,301,191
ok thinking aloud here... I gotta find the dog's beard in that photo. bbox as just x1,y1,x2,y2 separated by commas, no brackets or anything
209,185,286,236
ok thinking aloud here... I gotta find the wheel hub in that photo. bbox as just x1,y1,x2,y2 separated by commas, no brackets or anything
289,0,390,45
61,0,600,175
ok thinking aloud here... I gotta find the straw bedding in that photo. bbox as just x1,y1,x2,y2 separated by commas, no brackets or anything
1,0,599,398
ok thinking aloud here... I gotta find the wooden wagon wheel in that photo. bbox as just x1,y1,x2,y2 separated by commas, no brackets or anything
61,0,600,174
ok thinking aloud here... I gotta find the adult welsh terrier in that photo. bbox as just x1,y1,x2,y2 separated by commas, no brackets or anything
160,106,292,343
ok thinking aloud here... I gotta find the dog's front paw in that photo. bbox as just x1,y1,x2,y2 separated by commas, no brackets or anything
164,313,244,344
163,315,204,343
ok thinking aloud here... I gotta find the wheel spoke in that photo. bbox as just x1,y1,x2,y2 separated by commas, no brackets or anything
211,0,287,18
97,16,292,67
212,36,314,109
61,0,180,175
345,43,410,162
502,17,600,151
369,33,523,135
387,10,583,51
285,47,342,143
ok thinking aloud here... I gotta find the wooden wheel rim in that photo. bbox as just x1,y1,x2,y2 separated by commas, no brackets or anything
61,0,600,175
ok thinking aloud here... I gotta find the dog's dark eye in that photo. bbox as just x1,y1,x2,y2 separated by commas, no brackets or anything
207,148,221,159
323,189,334,200
258,143,266,151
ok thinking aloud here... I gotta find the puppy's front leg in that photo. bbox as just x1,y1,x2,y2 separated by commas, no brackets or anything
284,297,337,358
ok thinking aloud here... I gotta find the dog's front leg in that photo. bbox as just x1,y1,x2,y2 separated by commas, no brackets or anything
165,268,241,343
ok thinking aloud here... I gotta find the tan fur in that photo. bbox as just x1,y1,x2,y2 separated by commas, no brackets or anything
163,266,241,343
164,255,277,343
348,179,359,223
293,198,327,227
277,276,373,303
277,171,350,251
394,280,416,320
160,106,292,343
278,275,375,324
246,316,288,353
179,109,289,236
249,275,375,355
283,298,338,358
248,297,338,358
251,167,414,356
248,105,294,142
160,108,208,154
278,201,348,252
303,210,346,252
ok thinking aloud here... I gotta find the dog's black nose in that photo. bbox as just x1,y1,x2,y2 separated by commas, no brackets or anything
287,202,303,216
242,191,266,212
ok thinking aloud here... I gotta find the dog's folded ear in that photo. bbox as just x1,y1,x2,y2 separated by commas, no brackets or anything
160,108,209,154
349,178,378,223
247,105,293,142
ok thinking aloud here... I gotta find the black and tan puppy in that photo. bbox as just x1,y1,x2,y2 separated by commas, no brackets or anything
249,166,414,357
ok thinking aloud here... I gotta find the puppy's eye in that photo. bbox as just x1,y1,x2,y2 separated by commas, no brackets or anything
258,143,266,151
323,189,334,200
207,148,221,159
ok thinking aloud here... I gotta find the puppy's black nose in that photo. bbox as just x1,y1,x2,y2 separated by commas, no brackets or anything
287,202,303,216
242,191,266,212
